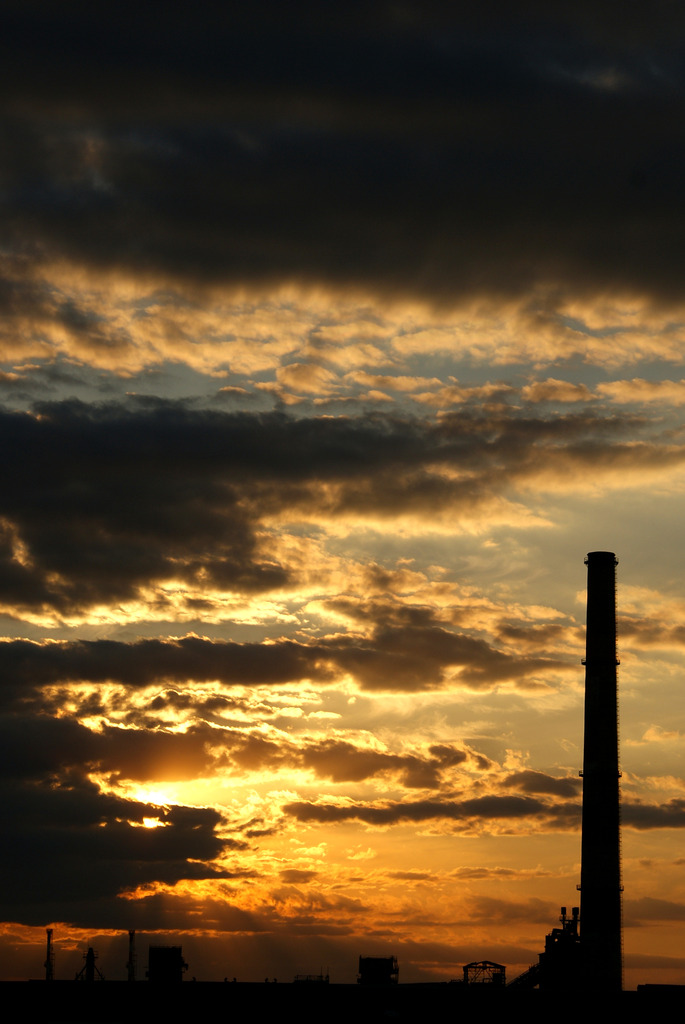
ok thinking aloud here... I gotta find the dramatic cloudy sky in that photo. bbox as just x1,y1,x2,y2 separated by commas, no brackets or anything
3,2,685,988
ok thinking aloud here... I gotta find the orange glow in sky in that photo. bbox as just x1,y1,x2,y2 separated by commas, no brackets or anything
3,3,685,991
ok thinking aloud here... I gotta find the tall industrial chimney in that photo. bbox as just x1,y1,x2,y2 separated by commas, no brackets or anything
579,551,622,991
45,927,54,982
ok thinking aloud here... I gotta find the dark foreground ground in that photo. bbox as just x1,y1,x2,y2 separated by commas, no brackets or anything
4,980,685,1023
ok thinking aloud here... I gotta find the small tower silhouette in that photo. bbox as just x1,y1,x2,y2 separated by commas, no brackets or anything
75,946,104,982
44,928,54,982
126,930,136,982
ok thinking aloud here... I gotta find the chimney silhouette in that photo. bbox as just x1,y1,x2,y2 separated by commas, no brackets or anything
579,551,622,991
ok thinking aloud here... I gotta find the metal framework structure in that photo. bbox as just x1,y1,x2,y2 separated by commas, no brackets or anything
75,946,105,982
463,960,506,986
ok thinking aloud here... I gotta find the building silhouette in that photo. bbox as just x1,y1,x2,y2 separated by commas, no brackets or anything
147,946,188,984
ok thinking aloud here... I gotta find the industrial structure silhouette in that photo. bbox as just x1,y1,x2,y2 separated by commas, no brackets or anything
8,553,685,1017
579,551,622,991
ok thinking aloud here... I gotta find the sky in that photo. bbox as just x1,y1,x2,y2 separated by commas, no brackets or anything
3,1,685,989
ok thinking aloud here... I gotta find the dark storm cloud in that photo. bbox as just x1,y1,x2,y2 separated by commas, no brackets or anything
0,710,91,779
0,623,566,704
622,799,685,829
279,869,319,884
1,767,232,924
322,599,569,689
503,770,581,798
282,737,476,789
0,706,252,925
495,622,572,651
55,893,268,936
624,897,685,924
284,789,594,831
2,4,685,304
451,866,550,880
0,400,662,618
283,794,555,827
300,739,458,788
0,402,295,614
0,636,331,695
620,616,685,649
282,764,591,828
466,895,557,926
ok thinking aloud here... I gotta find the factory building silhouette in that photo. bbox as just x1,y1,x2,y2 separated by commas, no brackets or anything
14,552,684,1015
498,551,622,994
